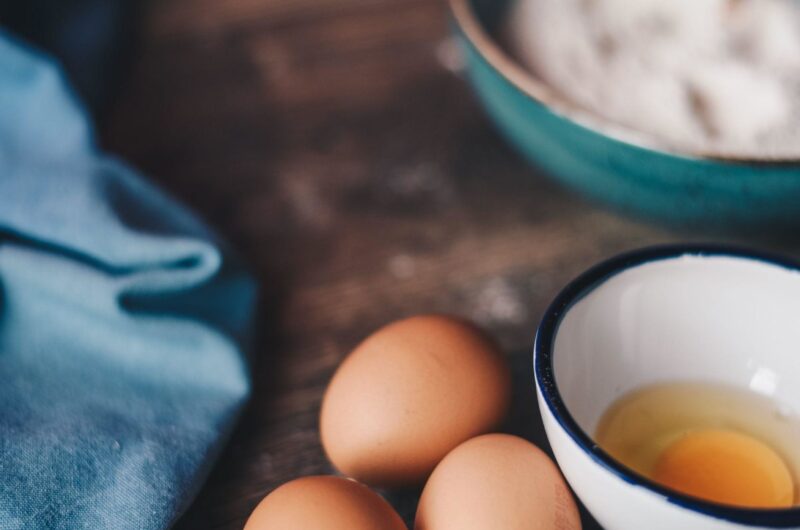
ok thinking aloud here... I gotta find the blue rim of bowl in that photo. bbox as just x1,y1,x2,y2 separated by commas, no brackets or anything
534,244,800,527
449,0,800,165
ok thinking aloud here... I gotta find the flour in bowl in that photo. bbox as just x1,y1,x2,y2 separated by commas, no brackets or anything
505,0,800,158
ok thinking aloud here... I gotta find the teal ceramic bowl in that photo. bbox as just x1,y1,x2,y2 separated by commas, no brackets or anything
450,0,800,230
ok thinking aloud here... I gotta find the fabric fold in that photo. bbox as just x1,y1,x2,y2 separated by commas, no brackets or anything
0,30,256,530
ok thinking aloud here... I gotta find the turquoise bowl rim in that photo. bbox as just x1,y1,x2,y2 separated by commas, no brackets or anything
448,0,800,166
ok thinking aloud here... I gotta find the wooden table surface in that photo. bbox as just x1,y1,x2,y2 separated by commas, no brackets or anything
102,0,790,528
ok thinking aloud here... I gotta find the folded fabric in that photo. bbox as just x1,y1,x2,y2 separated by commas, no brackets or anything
0,32,256,529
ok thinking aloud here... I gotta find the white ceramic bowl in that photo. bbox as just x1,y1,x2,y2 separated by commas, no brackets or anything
534,245,800,530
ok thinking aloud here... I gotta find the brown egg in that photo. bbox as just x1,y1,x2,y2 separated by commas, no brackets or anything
243,475,407,530
320,314,511,488
415,434,582,530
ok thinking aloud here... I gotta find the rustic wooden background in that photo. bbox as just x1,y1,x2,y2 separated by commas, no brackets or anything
102,0,791,528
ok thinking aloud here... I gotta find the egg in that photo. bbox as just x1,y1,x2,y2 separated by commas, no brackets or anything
415,433,582,530
243,475,407,530
320,315,511,488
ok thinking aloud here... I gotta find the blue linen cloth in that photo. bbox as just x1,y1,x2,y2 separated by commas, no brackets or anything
0,0,140,113
0,32,256,529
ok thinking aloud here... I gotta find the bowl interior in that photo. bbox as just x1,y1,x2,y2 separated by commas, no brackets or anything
468,0,511,34
553,254,800,437
455,0,800,164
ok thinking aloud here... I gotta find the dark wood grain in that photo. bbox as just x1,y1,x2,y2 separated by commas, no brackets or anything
102,0,787,528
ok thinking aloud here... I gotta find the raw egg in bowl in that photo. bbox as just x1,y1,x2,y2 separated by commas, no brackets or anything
534,245,800,529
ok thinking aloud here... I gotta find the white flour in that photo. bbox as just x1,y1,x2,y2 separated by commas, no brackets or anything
506,0,800,158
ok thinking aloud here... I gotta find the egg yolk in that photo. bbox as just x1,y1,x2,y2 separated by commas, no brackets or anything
653,429,795,508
